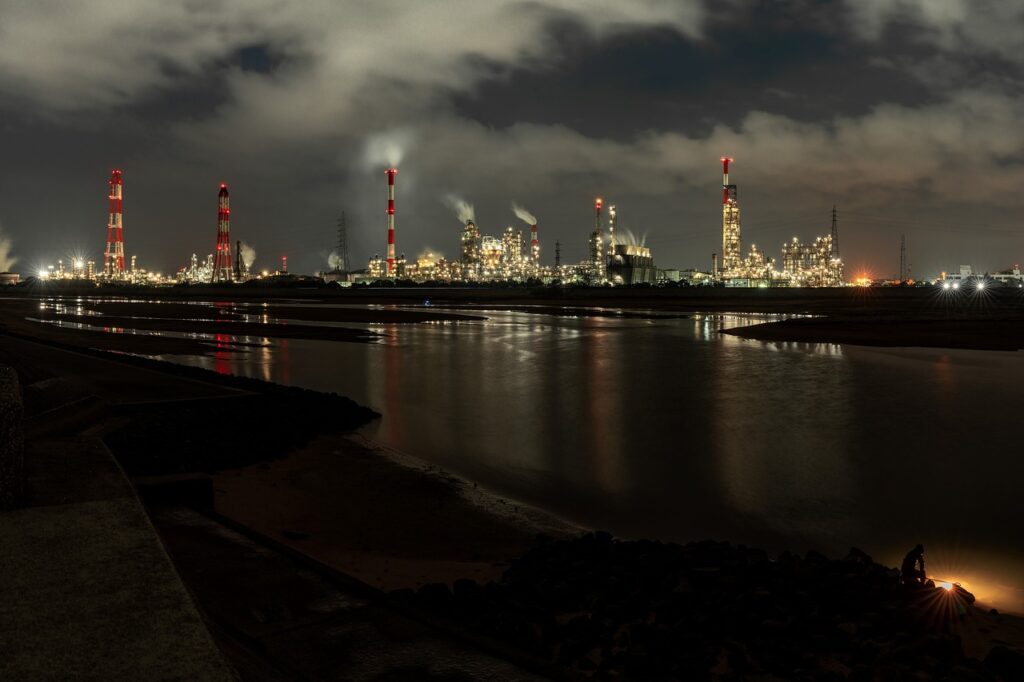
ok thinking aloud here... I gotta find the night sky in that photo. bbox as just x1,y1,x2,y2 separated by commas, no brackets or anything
1,0,1021,278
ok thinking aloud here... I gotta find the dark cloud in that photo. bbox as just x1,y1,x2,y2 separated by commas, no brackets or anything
1,0,1023,277
455,5,940,139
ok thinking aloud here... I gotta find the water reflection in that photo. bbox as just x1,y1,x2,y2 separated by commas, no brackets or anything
144,307,1024,613
713,336,858,544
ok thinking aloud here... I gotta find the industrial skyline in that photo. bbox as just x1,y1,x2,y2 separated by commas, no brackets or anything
21,157,1023,287
1,2,1023,277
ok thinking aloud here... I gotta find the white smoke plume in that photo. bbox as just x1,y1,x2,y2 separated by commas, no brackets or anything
619,229,647,247
0,225,17,272
511,202,536,226
444,194,475,223
327,250,343,270
418,248,443,261
239,241,256,268
363,129,415,169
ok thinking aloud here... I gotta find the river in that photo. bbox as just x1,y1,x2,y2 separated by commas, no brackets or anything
156,306,1024,612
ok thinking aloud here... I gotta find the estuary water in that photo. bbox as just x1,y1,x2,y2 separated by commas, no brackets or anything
164,307,1024,612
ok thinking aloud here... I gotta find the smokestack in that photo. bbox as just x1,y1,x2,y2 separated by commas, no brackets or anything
282,255,288,274
104,169,126,278
530,223,539,264
386,168,397,275
212,183,233,283
720,157,733,205
235,240,242,279
608,204,617,253
712,253,718,278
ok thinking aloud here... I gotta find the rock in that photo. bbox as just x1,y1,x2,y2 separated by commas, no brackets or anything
845,547,874,565
0,367,24,510
985,645,1024,679
415,582,452,609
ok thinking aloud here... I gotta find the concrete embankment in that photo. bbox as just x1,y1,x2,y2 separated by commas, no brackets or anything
0,366,23,508
0,359,232,679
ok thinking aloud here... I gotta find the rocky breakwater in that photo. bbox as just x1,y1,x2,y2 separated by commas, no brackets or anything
0,365,23,508
394,533,1024,680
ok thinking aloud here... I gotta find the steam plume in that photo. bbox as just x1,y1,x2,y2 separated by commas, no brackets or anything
0,226,17,272
327,250,343,270
363,129,414,169
512,202,536,226
619,229,647,247
444,194,475,223
239,241,256,268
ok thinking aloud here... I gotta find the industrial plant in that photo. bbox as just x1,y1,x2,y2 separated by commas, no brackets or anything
25,158,858,289
714,158,844,288
361,158,846,287
32,169,282,286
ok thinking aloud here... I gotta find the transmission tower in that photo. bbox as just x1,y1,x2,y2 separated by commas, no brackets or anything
337,211,349,272
899,234,906,282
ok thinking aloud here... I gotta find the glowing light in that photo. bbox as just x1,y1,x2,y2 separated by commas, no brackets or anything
37,269,48,279
953,282,960,290
942,282,950,290
977,281,986,290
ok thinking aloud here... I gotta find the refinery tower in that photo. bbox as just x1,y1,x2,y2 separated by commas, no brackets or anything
720,157,741,276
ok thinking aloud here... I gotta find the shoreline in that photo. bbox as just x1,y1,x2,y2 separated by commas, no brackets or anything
724,317,1024,352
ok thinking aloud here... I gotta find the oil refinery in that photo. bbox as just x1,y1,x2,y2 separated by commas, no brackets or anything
21,158,878,289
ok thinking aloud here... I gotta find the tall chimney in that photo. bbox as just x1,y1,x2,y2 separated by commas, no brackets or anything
104,169,126,278
386,168,397,275
211,183,233,283
721,157,732,205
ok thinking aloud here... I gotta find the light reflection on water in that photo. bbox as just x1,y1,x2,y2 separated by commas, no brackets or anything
150,308,1021,613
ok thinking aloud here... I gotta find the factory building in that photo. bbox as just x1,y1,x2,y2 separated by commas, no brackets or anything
481,236,502,274
608,244,656,285
781,235,843,287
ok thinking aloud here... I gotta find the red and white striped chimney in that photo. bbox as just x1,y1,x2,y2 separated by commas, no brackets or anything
720,156,733,205
386,168,397,274
104,169,126,277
